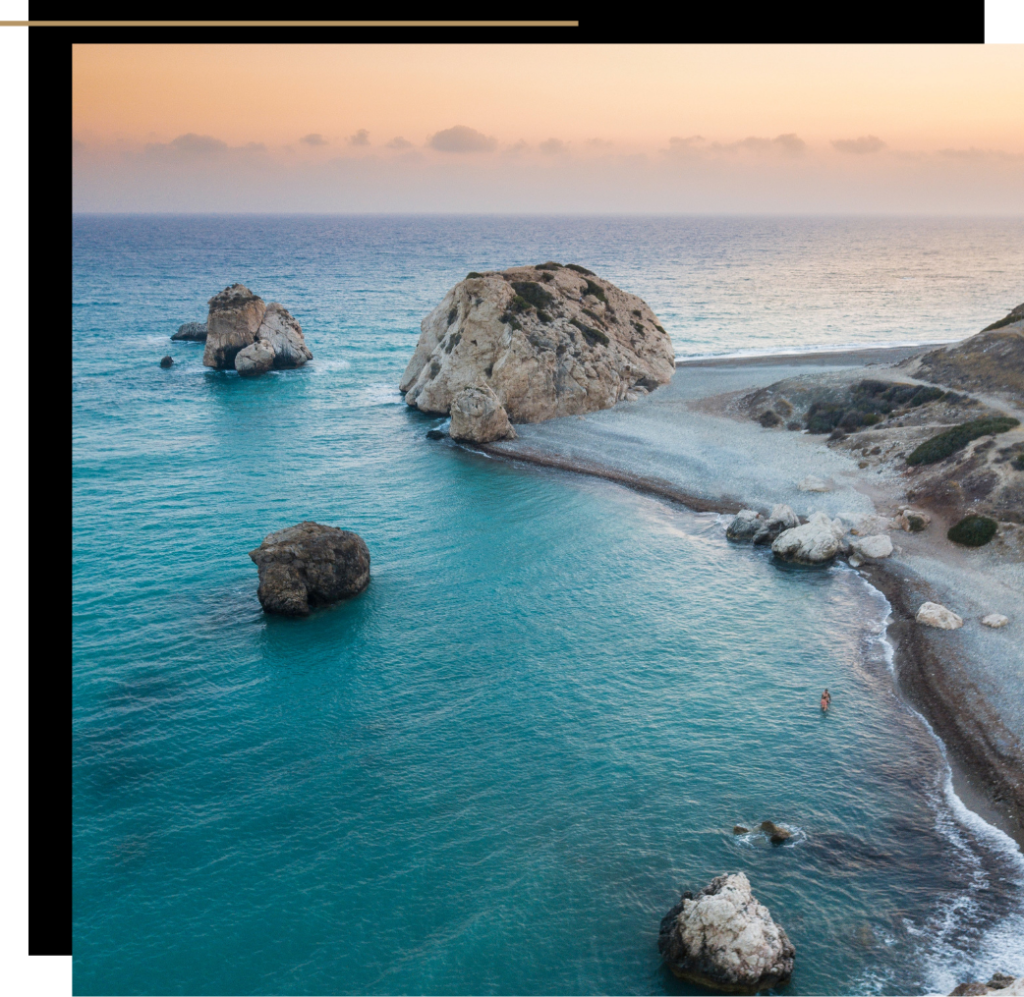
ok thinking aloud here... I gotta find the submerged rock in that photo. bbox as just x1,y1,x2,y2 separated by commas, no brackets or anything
658,872,795,993
399,264,675,427
171,321,208,341
916,602,964,630
449,385,517,443
772,512,845,565
249,521,370,616
202,284,312,372
159,355,173,368
732,825,750,835
759,820,792,844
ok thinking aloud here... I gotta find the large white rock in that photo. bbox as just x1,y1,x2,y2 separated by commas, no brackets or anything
916,602,964,630
981,613,1010,629
400,264,675,424
658,872,795,993
449,385,517,443
772,511,844,564
850,534,894,560
235,339,276,376
255,302,313,368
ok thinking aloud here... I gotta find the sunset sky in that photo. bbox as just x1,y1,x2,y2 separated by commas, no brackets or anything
72,44,1024,213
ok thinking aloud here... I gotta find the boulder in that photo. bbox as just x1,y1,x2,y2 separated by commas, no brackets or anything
759,820,793,844
916,602,964,630
726,509,764,542
255,302,313,368
248,522,370,616
658,872,795,993
732,825,750,835
235,339,276,376
726,505,799,545
798,476,831,492
449,385,517,443
772,512,844,564
981,613,1009,628
897,507,931,533
202,284,313,372
203,284,266,369
399,264,675,425
850,534,893,560
159,355,173,368
171,321,208,341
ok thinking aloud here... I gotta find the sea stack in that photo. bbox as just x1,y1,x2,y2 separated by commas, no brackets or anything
399,263,675,441
202,284,313,374
658,872,795,993
249,522,370,616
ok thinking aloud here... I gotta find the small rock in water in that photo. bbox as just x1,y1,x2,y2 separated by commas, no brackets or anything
235,339,276,376
760,820,792,844
916,602,964,630
849,554,864,568
798,475,832,492
987,973,1017,990
171,321,208,341
981,613,1009,628
948,984,994,996
159,355,174,368
658,872,795,993
249,521,370,617
733,825,750,835
425,429,446,440
726,509,764,541
449,385,517,443
772,512,844,565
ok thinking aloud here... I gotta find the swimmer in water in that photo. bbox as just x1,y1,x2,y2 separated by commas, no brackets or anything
821,688,832,712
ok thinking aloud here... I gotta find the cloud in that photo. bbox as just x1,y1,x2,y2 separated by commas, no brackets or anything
586,138,614,149
429,125,497,153
387,136,412,149
147,133,228,156
539,138,566,155
709,133,806,156
301,133,328,146
348,129,370,146
832,135,886,155
937,146,1022,161
772,133,806,155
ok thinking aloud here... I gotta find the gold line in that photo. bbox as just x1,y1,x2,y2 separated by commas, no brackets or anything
0,20,579,27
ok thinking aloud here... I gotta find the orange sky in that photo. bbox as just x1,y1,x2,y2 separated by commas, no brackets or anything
73,44,1024,153
71,44,1024,213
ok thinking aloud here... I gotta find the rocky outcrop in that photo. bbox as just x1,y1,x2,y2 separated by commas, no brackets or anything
916,602,964,630
449,385,517,443
248,522,370,616
726,505,799,545
658,872,795,993
235,340,276,376
171,321,208,341
399,264,675,427
772,512,846,564
931,975,1024,996
202,284,312,373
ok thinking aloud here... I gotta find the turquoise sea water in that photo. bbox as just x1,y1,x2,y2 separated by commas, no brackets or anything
72,216,1024,996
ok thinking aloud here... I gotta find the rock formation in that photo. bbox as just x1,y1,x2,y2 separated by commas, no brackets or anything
202,284,313,373
248,522,370,616
726,505,799,545
759,820,793,844
916,602,964,630
235,340,276,376
658,872,795,993
159,355,173,368
933,974,1024,996
772,512,846,564
449,385,516,443
850,534,893,560
399,264,675,441
171,321,208,341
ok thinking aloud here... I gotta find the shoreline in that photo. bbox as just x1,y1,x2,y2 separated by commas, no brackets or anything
473,342,1024,849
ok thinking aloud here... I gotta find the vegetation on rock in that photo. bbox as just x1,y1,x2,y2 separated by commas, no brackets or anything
906,416,1019,466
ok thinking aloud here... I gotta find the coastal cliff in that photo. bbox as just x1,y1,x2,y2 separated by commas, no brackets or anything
400,263,675,439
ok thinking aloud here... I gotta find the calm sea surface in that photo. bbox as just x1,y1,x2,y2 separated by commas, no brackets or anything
72,216,1024,995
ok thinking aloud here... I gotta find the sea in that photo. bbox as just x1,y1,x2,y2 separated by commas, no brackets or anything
72,216,1024,996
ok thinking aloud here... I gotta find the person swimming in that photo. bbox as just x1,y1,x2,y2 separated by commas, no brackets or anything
821,688,832,711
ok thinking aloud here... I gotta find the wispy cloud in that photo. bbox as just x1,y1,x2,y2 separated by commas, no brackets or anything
387,136,412,149
348,129,370,146
710,133,806,156
539,138,566,155
301,133,328,146
832,135,886,154
428,125,497,153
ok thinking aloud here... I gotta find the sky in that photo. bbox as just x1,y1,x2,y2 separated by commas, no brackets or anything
72,44,1024,214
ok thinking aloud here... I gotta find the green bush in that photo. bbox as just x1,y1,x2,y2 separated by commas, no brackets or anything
1013,454,1024,471
906,416,1020,466
501,312,523,330
511,281,555,310
583,279,607,302
534,261,563,270
570,317,609,347
565,263,595,276
465,271,485,279
947,515,998,547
